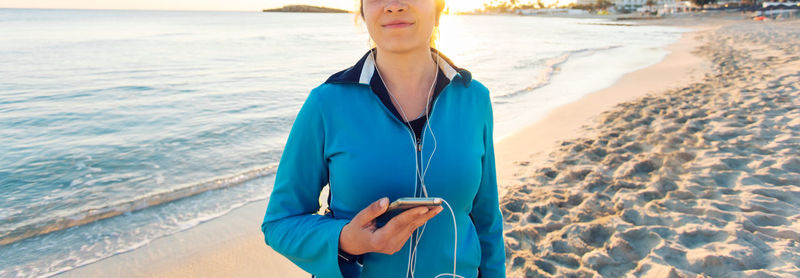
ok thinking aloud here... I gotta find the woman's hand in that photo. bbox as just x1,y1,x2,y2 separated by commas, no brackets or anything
339,197,443,255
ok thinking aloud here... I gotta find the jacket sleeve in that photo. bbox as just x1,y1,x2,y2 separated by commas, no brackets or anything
261,88,349,278
471,93,507,278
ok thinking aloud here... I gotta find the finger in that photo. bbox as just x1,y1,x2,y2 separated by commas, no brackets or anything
376,207,441,254
352,197,389,227
380,206,431,235
407,206,443,231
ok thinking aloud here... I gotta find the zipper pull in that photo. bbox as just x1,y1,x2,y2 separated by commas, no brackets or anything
416,138,422,152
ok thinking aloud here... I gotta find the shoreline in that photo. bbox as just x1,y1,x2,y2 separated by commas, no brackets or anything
55,18,726,278
55,200,308,277
495,18,726,198
501,18,800,276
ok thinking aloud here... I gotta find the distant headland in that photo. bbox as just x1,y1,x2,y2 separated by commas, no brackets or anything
262,5,351,13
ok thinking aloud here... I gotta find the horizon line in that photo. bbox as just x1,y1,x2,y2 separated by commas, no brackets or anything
0,6,358,13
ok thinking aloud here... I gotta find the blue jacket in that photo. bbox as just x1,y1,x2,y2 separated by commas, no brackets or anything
261,49,506,278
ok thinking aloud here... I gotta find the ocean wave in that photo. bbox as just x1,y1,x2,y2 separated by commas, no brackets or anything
0,164,277,246
496,45,623,100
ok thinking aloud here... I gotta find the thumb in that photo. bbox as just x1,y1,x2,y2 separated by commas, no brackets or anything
353,197,389,226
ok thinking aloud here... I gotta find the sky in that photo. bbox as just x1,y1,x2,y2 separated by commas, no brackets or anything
0,0,491,12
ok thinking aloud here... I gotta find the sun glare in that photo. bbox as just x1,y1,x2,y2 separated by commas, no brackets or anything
445,0,488,13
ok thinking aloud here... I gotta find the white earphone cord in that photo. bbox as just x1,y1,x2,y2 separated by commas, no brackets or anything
372,50,462,278
372,49,435,276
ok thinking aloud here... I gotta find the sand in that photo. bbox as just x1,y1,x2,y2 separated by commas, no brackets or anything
494,16,720,198
54,200,308,278
500,19,800,277
55,15,800,278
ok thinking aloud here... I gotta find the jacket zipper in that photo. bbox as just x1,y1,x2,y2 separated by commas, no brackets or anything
393,88,445,189
395,88,445,153
372,82,450,196
413,88,444,197
407,92,442,278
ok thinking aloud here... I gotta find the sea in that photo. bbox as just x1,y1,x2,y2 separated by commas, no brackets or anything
0,8,687,277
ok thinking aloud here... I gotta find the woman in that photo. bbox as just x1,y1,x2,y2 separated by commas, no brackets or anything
261,0,505,277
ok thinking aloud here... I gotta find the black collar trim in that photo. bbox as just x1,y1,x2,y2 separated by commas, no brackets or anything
324,48,472,88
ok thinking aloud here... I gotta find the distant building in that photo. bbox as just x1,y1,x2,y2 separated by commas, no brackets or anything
617,0,646,9
574,0,699,11
616,0,677,10
517,8,590,15
637,0,695,13
763,0,800,8
576,0,680,10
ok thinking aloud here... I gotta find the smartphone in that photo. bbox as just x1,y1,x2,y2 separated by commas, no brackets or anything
376,197,442,226
387,197,443,211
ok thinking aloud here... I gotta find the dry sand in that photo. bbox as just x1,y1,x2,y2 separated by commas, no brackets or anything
501,19,800,277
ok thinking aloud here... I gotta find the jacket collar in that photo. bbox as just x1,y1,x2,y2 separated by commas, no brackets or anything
325,48,472,87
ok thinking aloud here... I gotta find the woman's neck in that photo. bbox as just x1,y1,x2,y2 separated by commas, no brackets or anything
374,46,437,98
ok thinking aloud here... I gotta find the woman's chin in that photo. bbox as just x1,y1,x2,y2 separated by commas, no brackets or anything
376,41,430,54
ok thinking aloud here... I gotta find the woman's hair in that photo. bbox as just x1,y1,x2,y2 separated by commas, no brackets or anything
359,0,446,48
